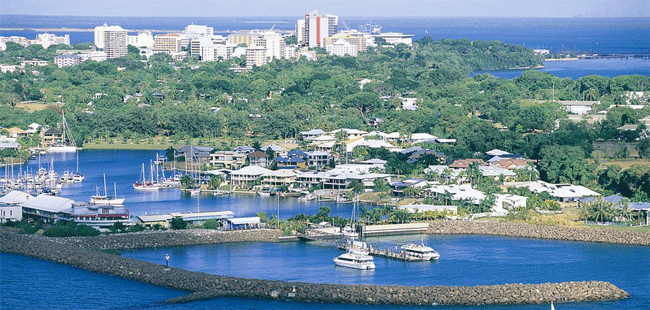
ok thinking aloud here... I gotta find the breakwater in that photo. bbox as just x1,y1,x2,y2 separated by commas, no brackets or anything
55,228,282,250
427,220,650,246
0,228,630,306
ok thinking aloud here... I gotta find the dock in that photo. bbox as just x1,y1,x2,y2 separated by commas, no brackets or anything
298,225,435,262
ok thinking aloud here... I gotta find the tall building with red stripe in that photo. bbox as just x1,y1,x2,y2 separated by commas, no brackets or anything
302,10,338,48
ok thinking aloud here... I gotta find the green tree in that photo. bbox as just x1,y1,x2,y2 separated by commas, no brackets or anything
180,174,195,189
170,217,188,230
373,177,390,193
208,174,224,190
539,145,592,184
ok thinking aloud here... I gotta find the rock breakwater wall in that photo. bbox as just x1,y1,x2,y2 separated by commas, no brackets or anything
55,228,282,250
427,220,650,246
0,228,630,306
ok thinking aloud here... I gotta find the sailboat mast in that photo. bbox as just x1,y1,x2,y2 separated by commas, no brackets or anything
114,182,117,198
61,110,66,145
103,173,107,197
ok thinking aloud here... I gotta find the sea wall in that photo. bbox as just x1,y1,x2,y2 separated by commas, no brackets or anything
55,228,282,250
0,228,630,306
427,220,650,246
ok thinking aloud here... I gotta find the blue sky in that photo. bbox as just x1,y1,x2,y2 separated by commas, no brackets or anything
3,0,649,17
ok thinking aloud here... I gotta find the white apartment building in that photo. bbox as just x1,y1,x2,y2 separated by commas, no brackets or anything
373,32,413,46
295,19,305,45
153,33,182,53
246,46,267,68
200,44,234,62
30,33,70,49
102,25,128,58
0,36,31,47
127,31,154,49
326,39,358,57
184,25,214,37
54,55,83,67
94,24,110,49
323,30,372,52
303,10,338,47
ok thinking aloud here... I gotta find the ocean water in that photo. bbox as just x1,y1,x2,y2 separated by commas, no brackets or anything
473,57,650,79
3,234,649,310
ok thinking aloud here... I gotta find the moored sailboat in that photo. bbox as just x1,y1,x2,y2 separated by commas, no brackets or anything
90,174,125,206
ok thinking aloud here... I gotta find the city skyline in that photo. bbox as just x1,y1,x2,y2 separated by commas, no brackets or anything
3,0,649,18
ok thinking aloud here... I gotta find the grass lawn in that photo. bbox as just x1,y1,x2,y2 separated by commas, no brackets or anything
597,159,650,170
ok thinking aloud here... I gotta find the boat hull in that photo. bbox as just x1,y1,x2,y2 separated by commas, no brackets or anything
90,197,125,206
333,258,375,270
48,146,79,153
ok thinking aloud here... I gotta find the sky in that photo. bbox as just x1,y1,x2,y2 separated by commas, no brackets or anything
2,0,649,17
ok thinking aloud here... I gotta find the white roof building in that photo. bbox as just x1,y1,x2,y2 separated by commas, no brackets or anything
510,181,600,202
427,184,487,204
486,149,511,156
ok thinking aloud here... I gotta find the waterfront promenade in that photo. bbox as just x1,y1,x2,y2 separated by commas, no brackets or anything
0,225,635,306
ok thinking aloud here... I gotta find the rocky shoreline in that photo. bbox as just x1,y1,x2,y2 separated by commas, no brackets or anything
427,220,650,246
0,227,631,306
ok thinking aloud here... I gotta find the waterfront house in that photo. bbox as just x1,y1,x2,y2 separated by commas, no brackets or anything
26,123,41,134
210,151,246,170
510,181,600,202
6,127,28,138
306,151,330,168
177,146,214,164
426,184,487,204
41,127,63,146
390,179,428,196
262,169,298,187
273,156,306,170
248,151,270,167
229,165,271,186
295,171,391,191
492,194,528,215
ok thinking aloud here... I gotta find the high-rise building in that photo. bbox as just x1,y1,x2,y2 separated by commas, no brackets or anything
127,31,154,49
184,25,214,38
103,26,127,58
94,24,109,49
153,33,182,53
295,19,305,45
303,10,338,48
